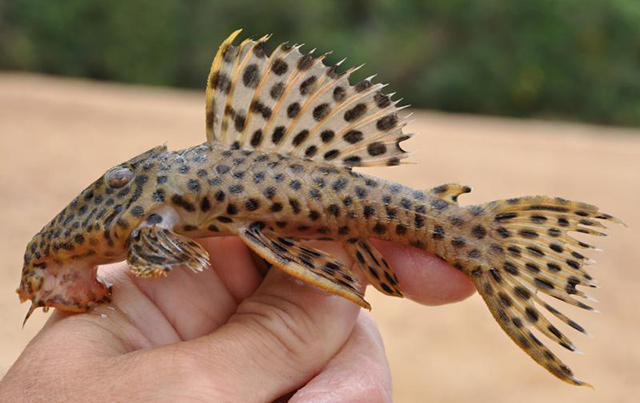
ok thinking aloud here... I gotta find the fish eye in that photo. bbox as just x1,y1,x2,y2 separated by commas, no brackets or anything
106,167,134,188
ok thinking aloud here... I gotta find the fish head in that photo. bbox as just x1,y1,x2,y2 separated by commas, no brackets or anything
17,145,169,318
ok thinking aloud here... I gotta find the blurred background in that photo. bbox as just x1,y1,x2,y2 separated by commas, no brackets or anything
0,1,639,402
3,0,640,126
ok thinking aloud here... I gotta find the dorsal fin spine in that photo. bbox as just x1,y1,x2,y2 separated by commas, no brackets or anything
238,36,277,147
274,55,328,151
217,37,248,142
328,92,395,153
221,37,255,143
306,74,370,139
249,42,294,152
340,119,407,157
280,62,338,143
257,48,314,149
206,29,243,143
289,73,348,153
314,83,384,153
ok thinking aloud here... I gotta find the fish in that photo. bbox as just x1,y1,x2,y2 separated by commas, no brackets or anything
18,30,624,387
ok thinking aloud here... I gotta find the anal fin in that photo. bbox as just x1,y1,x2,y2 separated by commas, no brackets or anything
238,225,370,309
127,226,210,278
344,239,403,297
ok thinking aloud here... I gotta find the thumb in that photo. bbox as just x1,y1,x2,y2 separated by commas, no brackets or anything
177,254,362,401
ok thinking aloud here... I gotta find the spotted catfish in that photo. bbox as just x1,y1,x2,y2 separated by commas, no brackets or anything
19,30,623,386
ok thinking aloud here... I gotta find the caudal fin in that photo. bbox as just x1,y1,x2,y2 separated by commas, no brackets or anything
465,196,623,386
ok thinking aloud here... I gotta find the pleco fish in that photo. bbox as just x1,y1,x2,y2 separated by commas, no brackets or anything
18,30,623,387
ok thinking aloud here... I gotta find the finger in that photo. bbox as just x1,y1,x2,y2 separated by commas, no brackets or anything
290,311,392,403
197,236,264,302
42,237,262,348
42,262,183,350
130,236,261,340
371,239,476,305
164,242,362,402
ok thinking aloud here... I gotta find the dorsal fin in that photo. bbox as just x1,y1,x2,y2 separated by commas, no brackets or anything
205,30,412,168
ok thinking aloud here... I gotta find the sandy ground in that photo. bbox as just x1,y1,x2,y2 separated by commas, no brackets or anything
0,73,638,402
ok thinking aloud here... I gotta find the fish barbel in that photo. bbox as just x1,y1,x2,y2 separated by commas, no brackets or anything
18,30,624,386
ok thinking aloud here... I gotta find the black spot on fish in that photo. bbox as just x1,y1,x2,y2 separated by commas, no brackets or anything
324,149,340,160
396,224,407,235
200,197,211,212
130,205,145,218
289,180,302,191
272,126,286,144
292,130,309,146
363,205,375,219
171,194,195,212
287,102,300,119
343,130,363,144
344,103,367,122
272,58,288,75
354,186,367,199
332,178,348,192
504,261,519,275
289,198,301,214
432,225,445,239
270,82,284,100
305,146,318,157
298,53,314,70
355,79,372,92
495,212,518,222
376,114,398,131
313,103,331,121
250,130,263,147
451,237,466,248
430,198,448,211
299,76,317,95
373,223,386,234
320,130,335,143
328,204,340,216
374,92,391,108
245,198,260,211
210,72,231,93
243,64,260,88
472,225,487,239
187,179,201,192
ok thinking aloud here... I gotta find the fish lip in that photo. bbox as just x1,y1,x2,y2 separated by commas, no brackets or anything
16,266,45,304
18,260,111,325
16,286,32,303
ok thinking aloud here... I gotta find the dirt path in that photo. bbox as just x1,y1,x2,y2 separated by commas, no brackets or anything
1,74,638,402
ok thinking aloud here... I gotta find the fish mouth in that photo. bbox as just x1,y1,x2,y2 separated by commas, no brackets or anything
17,260,113,326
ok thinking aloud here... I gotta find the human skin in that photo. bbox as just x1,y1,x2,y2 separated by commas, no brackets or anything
0,237,474,403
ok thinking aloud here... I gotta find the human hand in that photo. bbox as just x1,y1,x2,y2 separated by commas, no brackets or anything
0,237,474,402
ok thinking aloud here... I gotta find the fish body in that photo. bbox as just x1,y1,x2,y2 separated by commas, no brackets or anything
19,30,623,386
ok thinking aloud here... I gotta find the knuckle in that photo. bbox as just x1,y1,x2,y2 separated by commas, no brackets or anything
159,347,227,398
234,292,321,371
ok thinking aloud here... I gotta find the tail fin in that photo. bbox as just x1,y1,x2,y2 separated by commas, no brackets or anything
464,196,624,386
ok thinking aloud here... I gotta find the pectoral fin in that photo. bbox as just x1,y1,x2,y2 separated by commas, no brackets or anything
127,226,210,278
238,225,370,309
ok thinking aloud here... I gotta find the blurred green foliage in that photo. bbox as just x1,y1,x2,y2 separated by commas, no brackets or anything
2,0,640,126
